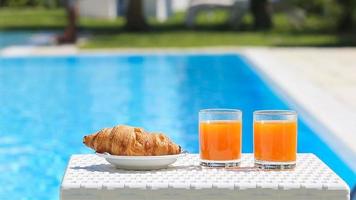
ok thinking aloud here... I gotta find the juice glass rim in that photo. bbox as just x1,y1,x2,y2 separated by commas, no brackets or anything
199,108,241,114
254,110,297,116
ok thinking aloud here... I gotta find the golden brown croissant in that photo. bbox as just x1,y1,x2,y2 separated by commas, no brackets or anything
83,125,181,156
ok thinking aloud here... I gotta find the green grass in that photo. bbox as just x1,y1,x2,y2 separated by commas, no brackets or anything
82,32,344,48
0,8,125,30
0,7,355,47
0,8,66,29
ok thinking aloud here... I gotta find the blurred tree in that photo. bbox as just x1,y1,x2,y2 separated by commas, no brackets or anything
56,0,77,44
292,0,325,13
337,0,354,31
250,0,273,30
293,0,354,32
0,0,60,7
4,0,29,7
125,0,148,31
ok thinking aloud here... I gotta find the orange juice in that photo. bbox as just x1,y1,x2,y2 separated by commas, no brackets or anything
200,120,241,161
254,120,297,162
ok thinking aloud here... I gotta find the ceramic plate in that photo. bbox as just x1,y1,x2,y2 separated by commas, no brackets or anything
96,152,185,170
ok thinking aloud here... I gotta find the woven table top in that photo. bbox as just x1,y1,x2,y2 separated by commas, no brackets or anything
61,153,349,200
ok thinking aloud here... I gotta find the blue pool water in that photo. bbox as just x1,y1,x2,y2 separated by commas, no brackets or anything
0,54,354,199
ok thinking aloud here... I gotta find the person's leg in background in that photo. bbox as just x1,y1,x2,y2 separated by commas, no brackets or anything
56,0,77,44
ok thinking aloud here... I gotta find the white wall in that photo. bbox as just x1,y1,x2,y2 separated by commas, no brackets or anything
78,0,117,20
78,0,190,20
144,0,157,18
144,0,173,22
172,0,190,12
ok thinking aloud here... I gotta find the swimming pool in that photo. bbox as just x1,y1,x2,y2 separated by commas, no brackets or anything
0,54,354,199
0,31,56,49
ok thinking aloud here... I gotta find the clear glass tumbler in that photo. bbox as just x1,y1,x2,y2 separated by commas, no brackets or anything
254,110,297,169
199,109,242,167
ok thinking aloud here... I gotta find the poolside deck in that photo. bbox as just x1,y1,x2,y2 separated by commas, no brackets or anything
245,48,356,172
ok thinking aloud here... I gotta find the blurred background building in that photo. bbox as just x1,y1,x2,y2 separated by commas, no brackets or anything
77,0,190,21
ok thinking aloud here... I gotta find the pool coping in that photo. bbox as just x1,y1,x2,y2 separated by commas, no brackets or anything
243,48,356,175
1,46,355,174
0,46,251,57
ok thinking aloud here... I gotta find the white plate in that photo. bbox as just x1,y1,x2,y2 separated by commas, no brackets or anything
96,152,184,170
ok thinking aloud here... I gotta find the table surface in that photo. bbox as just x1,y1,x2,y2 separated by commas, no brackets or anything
61,153,349,200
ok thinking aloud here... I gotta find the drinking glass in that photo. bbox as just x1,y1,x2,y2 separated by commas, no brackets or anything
199,109,242,167
254,110,297,169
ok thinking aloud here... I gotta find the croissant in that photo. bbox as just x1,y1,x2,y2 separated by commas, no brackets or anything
83,125,181,156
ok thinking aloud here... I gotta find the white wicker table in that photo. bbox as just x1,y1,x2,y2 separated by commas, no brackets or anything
61,154,349,200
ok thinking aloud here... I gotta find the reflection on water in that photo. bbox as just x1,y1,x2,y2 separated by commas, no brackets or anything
0,54,354,199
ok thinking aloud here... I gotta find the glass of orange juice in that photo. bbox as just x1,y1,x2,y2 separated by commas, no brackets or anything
199,109,242,167
254,110,297,169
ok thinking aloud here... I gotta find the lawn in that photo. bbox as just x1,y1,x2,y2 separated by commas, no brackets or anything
0,8,355,47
